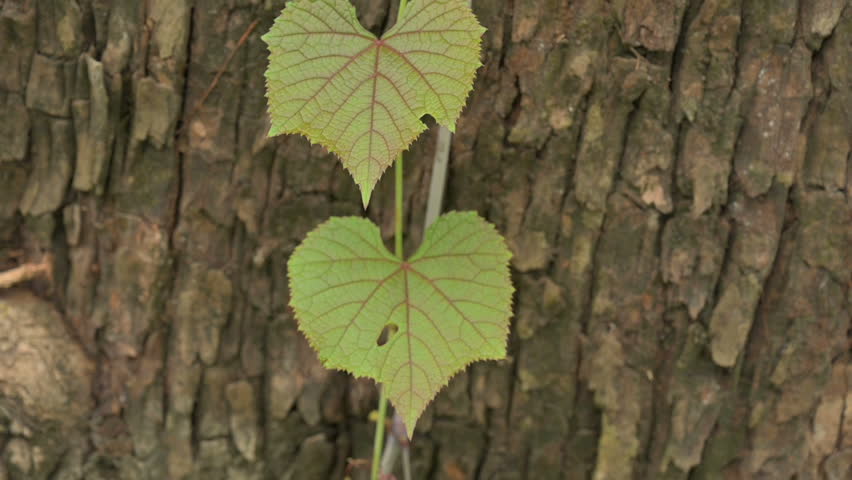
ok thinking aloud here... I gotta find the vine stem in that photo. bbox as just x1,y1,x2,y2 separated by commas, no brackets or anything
373,2,408,478
370,385,390,480
396,0,408,257
394,153,404,259
372,151,404,480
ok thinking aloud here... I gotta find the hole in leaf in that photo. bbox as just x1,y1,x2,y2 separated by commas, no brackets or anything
376,323,399,346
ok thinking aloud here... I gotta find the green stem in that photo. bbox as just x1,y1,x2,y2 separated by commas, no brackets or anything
370,385,390,480
394,153,404,258
374,2,408,476
372,152,404,480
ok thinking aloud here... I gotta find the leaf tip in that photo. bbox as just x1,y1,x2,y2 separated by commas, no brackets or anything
405,412,419,436
360,187,373,209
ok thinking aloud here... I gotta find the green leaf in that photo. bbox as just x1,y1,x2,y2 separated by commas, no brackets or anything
287,212,513,431
263,0,486,207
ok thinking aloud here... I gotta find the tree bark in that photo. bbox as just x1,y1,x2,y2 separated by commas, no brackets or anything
0,0,850,479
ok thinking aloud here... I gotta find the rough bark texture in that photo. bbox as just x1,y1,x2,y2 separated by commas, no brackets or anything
0,0,850,479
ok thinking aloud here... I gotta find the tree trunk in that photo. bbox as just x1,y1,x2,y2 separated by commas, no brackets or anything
0,0,850,479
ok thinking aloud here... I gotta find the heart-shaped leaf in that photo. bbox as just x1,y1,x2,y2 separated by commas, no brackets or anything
287,212,513,431
263,0,486,207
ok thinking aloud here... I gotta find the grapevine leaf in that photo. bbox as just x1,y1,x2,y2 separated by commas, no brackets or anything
263,0,486,207
287,212,513,431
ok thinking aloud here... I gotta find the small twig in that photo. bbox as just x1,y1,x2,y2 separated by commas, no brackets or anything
380,423,401,475
179,19,260,135
424,126,453,229
0,256,52,289
401,445,412,480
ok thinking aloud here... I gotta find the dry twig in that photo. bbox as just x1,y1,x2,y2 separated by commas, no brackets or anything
0,255,52,289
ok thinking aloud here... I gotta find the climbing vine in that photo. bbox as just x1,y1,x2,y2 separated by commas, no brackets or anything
263,0,513,477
